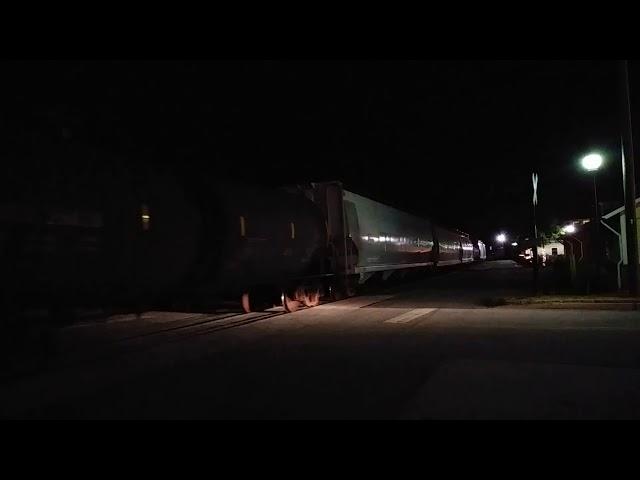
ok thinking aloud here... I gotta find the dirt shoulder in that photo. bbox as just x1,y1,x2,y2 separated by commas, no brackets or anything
485,295,640,310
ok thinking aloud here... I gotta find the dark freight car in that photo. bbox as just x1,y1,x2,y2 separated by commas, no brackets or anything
181,178,329,312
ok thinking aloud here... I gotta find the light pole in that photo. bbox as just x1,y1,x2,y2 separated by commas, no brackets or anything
560,225,582,289
581,153,603,220
619,60,639,296
531,172,539,295
581,152,603,292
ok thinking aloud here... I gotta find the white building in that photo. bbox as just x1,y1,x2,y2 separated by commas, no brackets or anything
542,241,565,257
522,241,564,263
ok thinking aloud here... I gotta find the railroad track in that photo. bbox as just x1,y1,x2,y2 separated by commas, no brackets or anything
62,310,286,363
0,309,290,407
4,292,385,382
0,310,290,384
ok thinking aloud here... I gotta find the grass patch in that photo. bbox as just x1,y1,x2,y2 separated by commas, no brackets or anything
500,295,640,305
480,297,508,307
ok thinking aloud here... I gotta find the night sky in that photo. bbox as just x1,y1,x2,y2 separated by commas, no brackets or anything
1,60,636,242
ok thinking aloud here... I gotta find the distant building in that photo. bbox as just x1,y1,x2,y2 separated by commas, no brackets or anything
520,242,564,265
542,241,564,257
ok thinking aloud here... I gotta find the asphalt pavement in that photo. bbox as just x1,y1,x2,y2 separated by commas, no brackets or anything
2,260,640,419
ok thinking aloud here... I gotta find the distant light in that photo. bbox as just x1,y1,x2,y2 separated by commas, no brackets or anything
581,153,603,172
562,224,576,234
141,205,151,231
496,233,507,243
511,242,518,246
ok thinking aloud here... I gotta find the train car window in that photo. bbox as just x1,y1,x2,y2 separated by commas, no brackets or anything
141,205,151,231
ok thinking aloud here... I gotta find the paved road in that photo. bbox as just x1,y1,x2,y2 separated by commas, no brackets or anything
2,260,640,419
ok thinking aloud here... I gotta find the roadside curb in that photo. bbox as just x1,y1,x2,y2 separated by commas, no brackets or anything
486,296,640,311
508,302,640,311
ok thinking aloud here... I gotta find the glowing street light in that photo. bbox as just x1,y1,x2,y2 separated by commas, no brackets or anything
496,233,507,243
581,153,603,172
562,224,576,234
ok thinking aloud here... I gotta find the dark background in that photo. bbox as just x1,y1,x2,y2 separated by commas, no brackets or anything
1,60,635,242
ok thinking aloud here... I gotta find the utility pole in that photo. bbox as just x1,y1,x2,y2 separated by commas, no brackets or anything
532,172,539,295
619,60,639,296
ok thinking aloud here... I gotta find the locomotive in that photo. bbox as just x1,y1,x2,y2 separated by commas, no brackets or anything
0,163,486,321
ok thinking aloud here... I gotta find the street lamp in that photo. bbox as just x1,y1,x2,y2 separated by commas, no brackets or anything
496,233,507,243
581,152,603,221
581,153,603,172
562,224,576,234
581,152,604,293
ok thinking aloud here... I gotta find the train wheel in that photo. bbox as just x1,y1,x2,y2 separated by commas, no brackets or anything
241,292,252,313
344,279,357,298
282,291,301,313
302,288,320,308
328,282,355,300
328,284,343,301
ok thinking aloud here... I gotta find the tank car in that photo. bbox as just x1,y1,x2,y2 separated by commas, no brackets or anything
176,176,329,312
